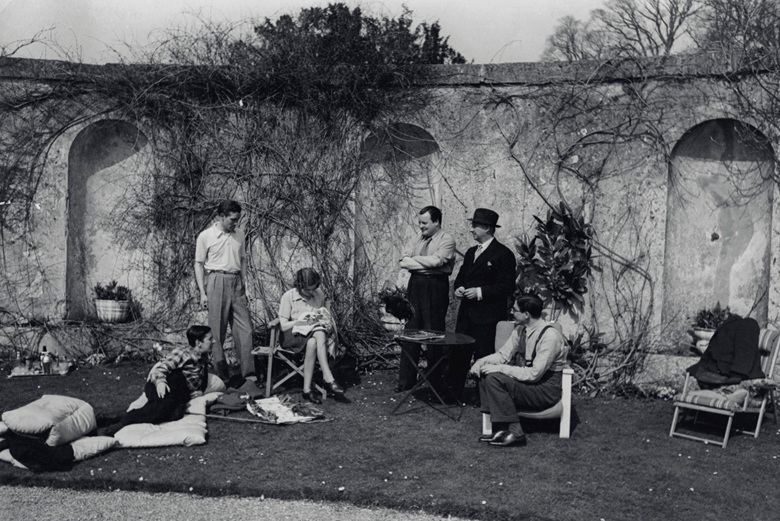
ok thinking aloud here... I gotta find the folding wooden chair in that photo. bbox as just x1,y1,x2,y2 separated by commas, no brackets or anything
481,321,574,439
669,327,780,448
251,318,326,400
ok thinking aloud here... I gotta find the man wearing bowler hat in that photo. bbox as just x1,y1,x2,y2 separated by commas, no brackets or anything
447,208,516,402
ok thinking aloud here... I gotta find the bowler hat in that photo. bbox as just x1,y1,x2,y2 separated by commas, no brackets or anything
468,208,501,228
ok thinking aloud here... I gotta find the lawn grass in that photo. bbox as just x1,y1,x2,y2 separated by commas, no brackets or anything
1,362,779,521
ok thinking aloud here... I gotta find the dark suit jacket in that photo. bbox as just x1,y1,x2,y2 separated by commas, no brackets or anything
687,315,764,385
454,238,517,325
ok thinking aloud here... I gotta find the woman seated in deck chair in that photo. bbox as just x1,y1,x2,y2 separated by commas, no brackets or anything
278,267,349,404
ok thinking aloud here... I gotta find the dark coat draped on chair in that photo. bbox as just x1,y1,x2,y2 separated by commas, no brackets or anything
687,315,764,387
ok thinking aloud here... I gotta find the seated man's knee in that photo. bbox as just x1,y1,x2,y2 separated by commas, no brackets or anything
484,372,506,388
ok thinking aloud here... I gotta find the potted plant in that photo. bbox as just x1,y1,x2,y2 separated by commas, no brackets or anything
378,287,414,332
93,280,132,323
691,302,732,343
515,201,598,320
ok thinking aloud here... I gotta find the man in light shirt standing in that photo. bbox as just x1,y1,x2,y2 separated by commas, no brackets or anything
397,205,457,393
195,200,256,386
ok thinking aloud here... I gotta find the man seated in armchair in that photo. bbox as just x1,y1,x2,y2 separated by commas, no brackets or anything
469,293,568,448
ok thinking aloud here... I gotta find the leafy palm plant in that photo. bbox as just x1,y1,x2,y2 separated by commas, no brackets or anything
515,201,597,320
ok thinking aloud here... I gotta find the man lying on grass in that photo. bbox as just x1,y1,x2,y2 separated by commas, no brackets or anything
98,325,213,437
470,293,568,447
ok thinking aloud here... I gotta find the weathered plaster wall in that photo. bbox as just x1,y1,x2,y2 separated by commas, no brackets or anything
2,56,780,356
361,62,780,350
66,119,150,320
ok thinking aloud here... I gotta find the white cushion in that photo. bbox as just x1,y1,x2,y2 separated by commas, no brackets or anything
71,436,118,461
0,436,116,469
114,392,221,448
1,395,96,446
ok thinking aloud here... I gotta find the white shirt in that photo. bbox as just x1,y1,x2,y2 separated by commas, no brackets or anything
473,237,494,260
195,223,245,272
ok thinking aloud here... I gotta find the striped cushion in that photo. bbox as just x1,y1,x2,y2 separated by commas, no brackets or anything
758,329,780,376
674,389,745,411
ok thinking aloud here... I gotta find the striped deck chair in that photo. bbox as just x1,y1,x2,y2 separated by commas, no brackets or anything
669,327,780,448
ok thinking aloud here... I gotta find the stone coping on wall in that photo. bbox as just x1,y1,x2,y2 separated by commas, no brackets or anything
0,53,765,89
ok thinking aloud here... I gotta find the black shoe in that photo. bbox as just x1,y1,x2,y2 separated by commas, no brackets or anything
478,432,500,443
394,384,414,393
324,380,345,396
302,391,322,405
489,431,527,447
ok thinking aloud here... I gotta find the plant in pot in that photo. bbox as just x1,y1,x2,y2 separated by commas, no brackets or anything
93,280,132,323
378,287,414,332
515,201,598,321
691,302,732,346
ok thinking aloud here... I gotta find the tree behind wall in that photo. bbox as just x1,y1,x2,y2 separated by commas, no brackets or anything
541,0,701,61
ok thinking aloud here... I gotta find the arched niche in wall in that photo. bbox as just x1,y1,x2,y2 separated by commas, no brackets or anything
66,120,150,320
662,118,774,343
356,122,441,290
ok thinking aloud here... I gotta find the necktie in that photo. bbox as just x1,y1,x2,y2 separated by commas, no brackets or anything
474,244,484,260
419,237,431,256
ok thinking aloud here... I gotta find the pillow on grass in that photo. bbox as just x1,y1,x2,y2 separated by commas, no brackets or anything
1,395,96,446
71,436,118,461
113,392,222,448
0,436,116,470
113,412,207,448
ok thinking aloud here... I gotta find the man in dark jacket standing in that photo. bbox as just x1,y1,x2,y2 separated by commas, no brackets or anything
447,208,516,402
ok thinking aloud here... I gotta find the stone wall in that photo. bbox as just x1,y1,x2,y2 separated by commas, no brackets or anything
1,56,779,360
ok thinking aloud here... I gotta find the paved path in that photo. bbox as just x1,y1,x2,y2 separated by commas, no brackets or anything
1,485,468,520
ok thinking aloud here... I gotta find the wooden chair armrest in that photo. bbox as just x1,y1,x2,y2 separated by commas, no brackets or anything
681,372,693,395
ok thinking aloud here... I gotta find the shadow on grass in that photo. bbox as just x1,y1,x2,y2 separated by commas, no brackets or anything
2,363,780,521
